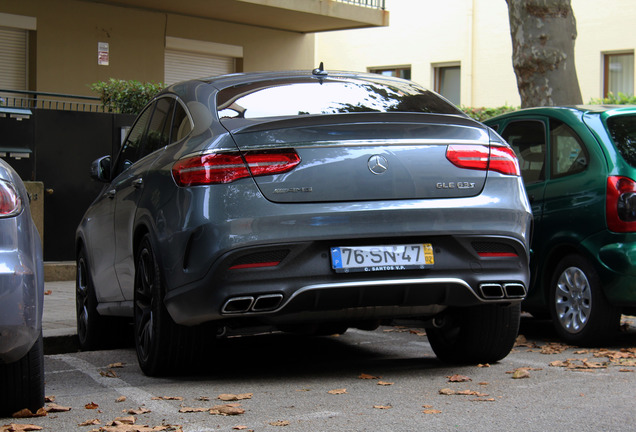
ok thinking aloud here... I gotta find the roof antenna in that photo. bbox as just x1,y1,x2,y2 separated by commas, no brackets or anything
312,62,328,76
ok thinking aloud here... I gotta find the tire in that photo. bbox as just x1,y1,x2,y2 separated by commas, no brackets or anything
134,234,205,376
0,333,45,416
549,254,620,346
426,304,521,364
76,248,110,351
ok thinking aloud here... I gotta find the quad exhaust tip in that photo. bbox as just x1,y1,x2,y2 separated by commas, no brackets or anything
479,282,526,300
222,294,283,314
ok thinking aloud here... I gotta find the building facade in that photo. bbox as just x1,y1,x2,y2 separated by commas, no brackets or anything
0,0,388,98
316,0,636,108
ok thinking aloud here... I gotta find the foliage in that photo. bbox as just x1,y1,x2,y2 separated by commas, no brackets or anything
461,105,518,122
90,79,165,114
589,92,636,105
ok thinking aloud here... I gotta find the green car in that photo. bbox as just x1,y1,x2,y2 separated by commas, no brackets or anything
485,106,636,345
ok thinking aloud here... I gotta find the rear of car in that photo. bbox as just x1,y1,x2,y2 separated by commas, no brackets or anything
0,159,44,415
76,71,532,375
485,106,636,345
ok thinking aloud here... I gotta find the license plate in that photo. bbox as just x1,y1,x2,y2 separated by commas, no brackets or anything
330,243,434,273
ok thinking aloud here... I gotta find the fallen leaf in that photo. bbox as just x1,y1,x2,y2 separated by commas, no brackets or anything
108,362,125,368
110,415,136,425
439,388,455,395
179,407,209,413
152,396,184,401
115,396,127,403
127,407,151,415
447,374,472,383
358,373,380,380
11,408,47,419
44,396,55,403
377,381,393,386
78,419,100,426
232,426,249,430
477,363,490,368
99,369,118,378
44,290,52,295
210,404,245,416
0,424,43,431
373,405,392,409
269,420,290,426
409,330,426,336
218,393,252,401
85,402,99,410
619,369,634,372
44,403,72,412
327,389,347,395
478,382,489,386
422,409,442,414
511,369,531,379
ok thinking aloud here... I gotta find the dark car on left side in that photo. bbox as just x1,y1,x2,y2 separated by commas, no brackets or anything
0,158,44,416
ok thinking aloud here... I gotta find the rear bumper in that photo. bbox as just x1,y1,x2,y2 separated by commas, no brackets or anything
596,236,636,305
164,235,530,326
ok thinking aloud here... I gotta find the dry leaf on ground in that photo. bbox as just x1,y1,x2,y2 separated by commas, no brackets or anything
11,408,47,419
218,393,252,401
377,381,393,386
447,374,471,382
0,424,43,431
358,373,380,380
210,404,245,416
85,402,99,410
78,419,100,426
269,420,290,426
422,409,442,414
327,389,347,395
373,405,392,409
44,403,71,413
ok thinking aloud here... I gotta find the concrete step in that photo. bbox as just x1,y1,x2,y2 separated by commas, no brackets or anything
44,261,76,282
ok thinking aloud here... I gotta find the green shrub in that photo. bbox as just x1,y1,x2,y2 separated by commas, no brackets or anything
461,105,518,122
589,92,636,105
90,79,165,114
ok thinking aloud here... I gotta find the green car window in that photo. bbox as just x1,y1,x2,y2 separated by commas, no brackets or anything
550,120,588,178
501,120,546,184
607,115,636,167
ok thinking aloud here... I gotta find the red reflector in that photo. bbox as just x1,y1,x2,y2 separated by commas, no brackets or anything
446,145,520,176
172,150,300,187
477,252,518,258
229,261,281,270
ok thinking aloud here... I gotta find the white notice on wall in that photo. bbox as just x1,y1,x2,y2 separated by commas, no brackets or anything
98,42,109,66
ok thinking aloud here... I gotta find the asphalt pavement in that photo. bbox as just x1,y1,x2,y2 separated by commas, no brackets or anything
42,280,78,354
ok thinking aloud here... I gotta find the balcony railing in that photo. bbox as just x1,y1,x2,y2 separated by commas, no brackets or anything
337,0,385,9
0,89,104,113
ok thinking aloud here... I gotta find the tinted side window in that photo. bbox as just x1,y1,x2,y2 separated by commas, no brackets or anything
171,101,192,142
501,120,546,184
550,120,588,178
607,115,636,167
144,97,174,156
116,105,154,175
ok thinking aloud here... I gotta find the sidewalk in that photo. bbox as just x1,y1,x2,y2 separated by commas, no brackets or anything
42,280,78,354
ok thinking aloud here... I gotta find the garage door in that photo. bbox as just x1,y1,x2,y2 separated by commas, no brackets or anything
0,26,27,90
164,49,235,85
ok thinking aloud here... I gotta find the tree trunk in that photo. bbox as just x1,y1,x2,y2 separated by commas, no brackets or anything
507,0,583,107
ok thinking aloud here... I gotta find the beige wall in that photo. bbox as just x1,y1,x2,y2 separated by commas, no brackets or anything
1,0,315,97
317,0,636,108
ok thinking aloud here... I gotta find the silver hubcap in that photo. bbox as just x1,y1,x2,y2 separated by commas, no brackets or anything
555,266,592,334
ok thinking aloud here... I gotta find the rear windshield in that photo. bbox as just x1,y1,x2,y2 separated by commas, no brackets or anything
216,77,462,119
607,115,636,166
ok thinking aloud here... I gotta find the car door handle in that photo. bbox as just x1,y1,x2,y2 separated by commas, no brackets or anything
133,178,144,189
106,189,116,199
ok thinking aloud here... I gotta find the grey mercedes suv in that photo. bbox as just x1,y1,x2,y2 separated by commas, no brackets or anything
76,68,532,376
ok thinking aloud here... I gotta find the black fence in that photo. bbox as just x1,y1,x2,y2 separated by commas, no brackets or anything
0,107,135,261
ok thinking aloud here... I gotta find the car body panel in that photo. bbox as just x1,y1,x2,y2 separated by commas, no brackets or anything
0,159,44,364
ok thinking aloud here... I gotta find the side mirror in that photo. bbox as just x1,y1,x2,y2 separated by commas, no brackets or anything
90,156,112,182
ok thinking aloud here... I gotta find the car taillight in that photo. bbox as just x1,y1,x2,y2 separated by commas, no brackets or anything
446,145,520,176
0,180,22,217
172,150,301,186
606,176,636,232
